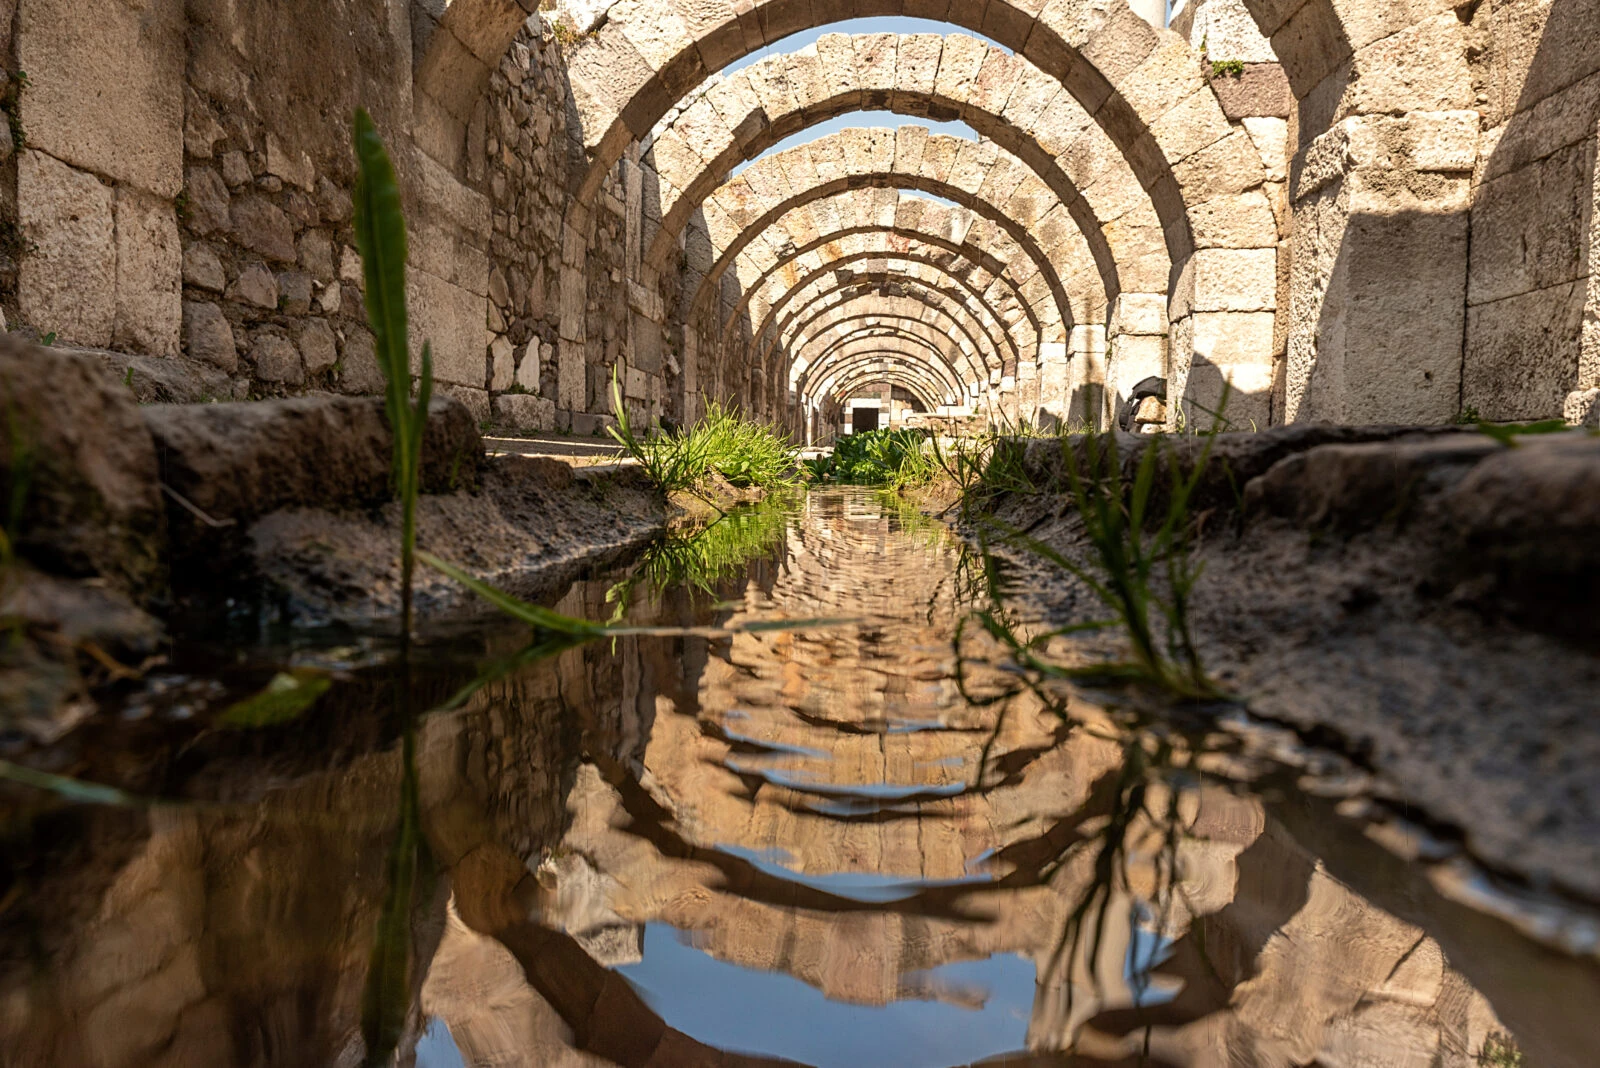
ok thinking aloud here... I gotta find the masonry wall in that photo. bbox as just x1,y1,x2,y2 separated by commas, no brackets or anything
1464,0,1600,424
2,0,714,437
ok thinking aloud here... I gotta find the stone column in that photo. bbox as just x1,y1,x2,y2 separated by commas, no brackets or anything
1567,120,1600,427
1106,294,1169,426
1286,113,1478,425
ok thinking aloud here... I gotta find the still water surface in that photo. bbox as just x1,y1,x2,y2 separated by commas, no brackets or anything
2,489,1596,1067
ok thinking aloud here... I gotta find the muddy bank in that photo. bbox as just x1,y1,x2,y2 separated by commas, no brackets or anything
0,338,665,741
967,425,1600,903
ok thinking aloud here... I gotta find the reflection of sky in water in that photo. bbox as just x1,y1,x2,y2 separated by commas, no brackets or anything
715,844,994,903
414,1017,466,1068
618,923,1035,1068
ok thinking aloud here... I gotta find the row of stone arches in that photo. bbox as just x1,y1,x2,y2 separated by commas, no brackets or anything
395,0,1599,435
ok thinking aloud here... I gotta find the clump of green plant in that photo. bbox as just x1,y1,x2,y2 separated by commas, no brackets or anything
810,428,935,486
1477,1032,1525,1067
608,370,800,495
1210,58,1246,77
352,108,434,639
974,391,1233,700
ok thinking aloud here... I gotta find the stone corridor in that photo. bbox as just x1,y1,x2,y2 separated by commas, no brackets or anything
1,0,1596,440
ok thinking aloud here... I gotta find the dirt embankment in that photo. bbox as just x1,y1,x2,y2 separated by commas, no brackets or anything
0,337,664,742
969,426,1600,902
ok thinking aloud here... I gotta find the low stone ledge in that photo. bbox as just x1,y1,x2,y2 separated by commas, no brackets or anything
0,336,168,601
145,394,484,567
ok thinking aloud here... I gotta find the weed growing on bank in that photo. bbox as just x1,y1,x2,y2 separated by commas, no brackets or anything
352,108,433,641
608,370,801,495
805,428,937,487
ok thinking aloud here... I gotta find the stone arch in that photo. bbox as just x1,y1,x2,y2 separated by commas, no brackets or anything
759,254,1032,377
639,34,1163,312
774,280,1016,389
682,130,1080,347
747,243,1041,367
789,310,996,394
797,335,970,404
723,189,1062,351
421,0,1283,422
791,316,991,399
811,354,953,411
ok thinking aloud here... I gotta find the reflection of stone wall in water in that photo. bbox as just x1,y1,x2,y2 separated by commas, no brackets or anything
0,650,593,1068
408,498,1510,1066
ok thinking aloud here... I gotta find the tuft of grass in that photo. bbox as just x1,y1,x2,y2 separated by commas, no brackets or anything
809,428,935,487
608,368,799,495
352,108,434,639
1477,1032,1525,1067
1210,58,1246,77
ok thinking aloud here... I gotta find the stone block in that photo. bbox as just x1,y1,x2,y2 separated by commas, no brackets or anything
18,0,184,197
1111,293,1168,337
1468,141,1593,307
227,263,279,310
559,340,586,410
1465,282,1585,421
277,272,314,316
491,392,557,432
184,165,230,235
298,319,339,375
1207,63,1293,120
0,336,166,599
183,244,226,292
143,394,482,553
18,150,115,347
337,328,385,395
299,230,336,282
1192,248,1278,312
265,134,316,192
407,267,488,387
230,195,298,264
251,334,304,385
490,335,515,391
442,383,491,423
183,301,237,373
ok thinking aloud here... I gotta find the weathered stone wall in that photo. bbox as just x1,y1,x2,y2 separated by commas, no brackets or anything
4,0,1599,432
3,1,708,436
1464,0,1600,424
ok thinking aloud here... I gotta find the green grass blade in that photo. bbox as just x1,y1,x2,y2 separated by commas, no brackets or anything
419,551,608,637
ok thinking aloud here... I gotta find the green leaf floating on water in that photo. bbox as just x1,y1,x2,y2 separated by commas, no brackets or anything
219,669,333,728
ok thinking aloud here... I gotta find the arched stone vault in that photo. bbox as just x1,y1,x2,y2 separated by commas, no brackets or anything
726,189,1061,346
773,281,1015,395
813,354,952,407
746,242,1041,369
763,255,1031,378
792,315,994,398
637,34,1163,311
822,362,949,410
797,336,969,403
790,311,997,396
462,0,1280,426
680,129,1082,343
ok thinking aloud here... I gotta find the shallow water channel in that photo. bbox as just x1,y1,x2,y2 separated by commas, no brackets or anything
2,489,1597,1067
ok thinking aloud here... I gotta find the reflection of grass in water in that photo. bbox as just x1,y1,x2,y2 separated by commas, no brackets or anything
604,497,795,618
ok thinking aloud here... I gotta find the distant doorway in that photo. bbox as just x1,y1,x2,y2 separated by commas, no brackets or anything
852,407,880,433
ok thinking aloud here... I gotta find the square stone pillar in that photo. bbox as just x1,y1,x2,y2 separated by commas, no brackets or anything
1285,113,1478,425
